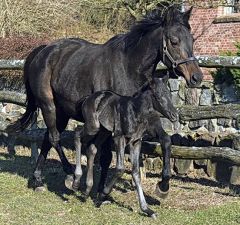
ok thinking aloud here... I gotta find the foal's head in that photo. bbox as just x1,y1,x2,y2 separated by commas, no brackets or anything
149,77,178,122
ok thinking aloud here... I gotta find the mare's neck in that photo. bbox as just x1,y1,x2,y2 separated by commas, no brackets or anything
126,27,164,81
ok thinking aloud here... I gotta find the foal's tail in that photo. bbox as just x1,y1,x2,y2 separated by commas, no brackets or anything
5,45,47,134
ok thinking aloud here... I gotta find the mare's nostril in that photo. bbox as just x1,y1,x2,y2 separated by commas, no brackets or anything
191,74,198,84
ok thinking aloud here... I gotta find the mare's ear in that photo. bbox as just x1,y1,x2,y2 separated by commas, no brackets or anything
183,6,193,24
162,6,175,26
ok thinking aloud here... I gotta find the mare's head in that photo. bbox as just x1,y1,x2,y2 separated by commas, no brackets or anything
150,77,178,122
160,5,203,87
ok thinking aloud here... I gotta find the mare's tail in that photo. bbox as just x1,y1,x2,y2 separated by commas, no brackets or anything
5,45,47,133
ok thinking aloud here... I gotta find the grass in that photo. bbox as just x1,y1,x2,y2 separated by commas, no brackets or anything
0,146,240,225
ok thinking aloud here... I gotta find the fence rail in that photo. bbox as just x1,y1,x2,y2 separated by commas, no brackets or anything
1,56,240,70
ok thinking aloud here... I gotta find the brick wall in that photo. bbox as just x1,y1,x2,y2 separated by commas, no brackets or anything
190,7,240,56
188,2,240,80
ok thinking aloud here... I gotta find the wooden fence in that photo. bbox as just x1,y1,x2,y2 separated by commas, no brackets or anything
0,55,240,70
1,56,240,167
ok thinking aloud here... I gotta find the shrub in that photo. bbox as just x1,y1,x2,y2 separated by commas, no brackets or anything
0,0,129,38
0,36,49,59
213,42,240,93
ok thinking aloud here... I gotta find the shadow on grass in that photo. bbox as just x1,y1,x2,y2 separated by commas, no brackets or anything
0,152,160,213
171,175,240,196
0,152,74,201
145,171,240,196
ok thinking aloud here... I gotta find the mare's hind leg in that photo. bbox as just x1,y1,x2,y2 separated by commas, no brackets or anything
33,132,51,191
51,108,73,174
33,101,72,191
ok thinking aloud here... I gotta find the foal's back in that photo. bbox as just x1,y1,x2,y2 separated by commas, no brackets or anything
82,91,122,135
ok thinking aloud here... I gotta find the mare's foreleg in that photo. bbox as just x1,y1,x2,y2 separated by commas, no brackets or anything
35,101,72,191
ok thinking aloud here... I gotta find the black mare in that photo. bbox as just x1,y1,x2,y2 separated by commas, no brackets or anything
71,77,178,217
6,6,203,197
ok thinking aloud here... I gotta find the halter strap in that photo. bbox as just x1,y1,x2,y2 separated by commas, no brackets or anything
162,36,197,74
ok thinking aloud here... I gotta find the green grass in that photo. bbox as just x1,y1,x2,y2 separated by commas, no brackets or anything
0,148,240,225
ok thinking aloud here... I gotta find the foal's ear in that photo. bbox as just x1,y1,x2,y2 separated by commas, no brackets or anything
162,73,169,84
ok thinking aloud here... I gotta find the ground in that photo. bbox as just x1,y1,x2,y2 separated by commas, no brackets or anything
0,146,240,225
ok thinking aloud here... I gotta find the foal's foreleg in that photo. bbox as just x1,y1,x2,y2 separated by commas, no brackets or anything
130,140,156,218
155,126,172,199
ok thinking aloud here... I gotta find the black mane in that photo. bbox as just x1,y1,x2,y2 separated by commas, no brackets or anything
104,5,189,50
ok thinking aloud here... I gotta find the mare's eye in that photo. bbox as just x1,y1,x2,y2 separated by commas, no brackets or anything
170,36,179,45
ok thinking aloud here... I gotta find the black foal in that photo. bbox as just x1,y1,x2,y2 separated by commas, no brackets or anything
72,77,178,218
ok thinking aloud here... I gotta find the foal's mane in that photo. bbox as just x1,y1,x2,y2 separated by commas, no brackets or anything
104,5,190,51
132,81,151,98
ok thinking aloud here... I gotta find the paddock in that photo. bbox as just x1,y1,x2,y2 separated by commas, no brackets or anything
0,146,240,225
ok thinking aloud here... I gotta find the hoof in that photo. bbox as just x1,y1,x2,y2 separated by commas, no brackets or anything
95,199,111,207
155,183,169,199
150,213,157,220
72,181,80,192
101,200,111,205
80,192,91,202
35,186,46,192
65,175,74,191
95,193,110,207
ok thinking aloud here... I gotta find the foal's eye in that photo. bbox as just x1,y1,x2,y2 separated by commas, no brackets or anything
170,36,179,45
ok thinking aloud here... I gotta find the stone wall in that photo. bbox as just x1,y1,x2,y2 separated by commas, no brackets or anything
162,77,240,134
158,77,240,186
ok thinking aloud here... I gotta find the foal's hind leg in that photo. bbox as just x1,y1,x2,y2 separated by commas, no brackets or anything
98,136,125,202
65,126,84,191
84,130,111,198
97,137,113,201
